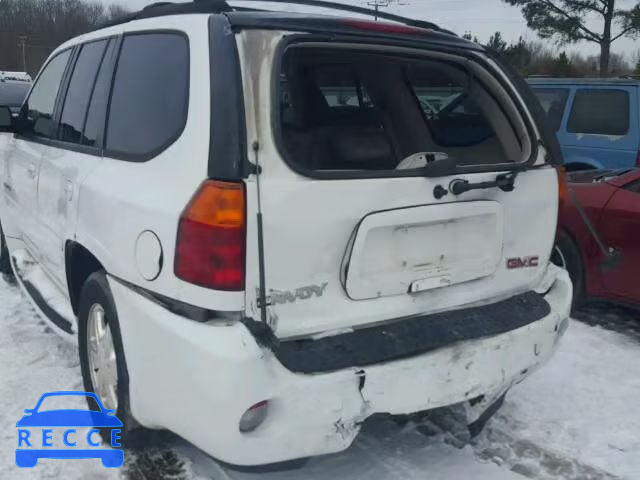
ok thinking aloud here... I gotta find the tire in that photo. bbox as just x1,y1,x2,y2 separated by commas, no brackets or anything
78,271,156,448
551,231,585,309
0,219,13,275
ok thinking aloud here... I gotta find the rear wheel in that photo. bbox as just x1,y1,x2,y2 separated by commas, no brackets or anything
551,231,585,308
78,271,157,447
0,220,13,275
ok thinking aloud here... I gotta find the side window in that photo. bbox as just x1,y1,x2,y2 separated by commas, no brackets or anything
568,89,630,136
21,50,71,139
83,40,117,147
58,40,108,145
532,88,569,132
105,33,189,159
314,66,373,110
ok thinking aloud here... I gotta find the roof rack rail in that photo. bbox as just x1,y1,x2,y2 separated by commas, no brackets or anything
229,0,441,31
100,0,232,29
99,0,443,33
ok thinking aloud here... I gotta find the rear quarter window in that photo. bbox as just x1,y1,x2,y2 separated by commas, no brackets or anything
105,32,189,160
567,89,630,136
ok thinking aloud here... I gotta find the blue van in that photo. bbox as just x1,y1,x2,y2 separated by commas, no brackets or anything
529,78,639,171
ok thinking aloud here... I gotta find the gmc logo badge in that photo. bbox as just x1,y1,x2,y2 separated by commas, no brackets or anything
507,256,540,269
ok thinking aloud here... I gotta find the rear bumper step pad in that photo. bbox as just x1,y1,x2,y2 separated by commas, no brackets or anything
275,291,550,374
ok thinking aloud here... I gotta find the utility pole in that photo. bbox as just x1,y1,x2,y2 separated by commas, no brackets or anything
17,35,28,72
365,0,409,21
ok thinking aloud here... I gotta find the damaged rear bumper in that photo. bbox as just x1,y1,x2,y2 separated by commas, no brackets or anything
110,265,571,466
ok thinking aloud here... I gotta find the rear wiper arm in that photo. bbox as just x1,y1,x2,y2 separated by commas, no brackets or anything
449,172,518,196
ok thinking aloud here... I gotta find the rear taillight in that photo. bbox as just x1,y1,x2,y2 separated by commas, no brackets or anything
557,166,568,211
175,180,246,291
555,166,568,242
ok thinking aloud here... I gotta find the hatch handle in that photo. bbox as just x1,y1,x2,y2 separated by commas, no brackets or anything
449,172,517,196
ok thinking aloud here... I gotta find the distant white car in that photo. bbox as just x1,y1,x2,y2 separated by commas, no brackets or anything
0,0,572,469
0,71,32,83
0,79,31,116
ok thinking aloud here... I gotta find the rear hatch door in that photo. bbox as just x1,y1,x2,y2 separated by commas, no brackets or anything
238,30,558,340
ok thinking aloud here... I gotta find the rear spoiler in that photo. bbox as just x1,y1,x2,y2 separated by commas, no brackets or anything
225,13,481,51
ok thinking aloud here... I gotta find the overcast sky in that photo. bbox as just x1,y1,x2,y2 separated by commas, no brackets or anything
106,0,639,58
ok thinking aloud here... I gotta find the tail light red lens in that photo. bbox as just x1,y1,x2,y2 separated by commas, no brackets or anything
175,180,246,291
555,166,568,241
557,166,568,211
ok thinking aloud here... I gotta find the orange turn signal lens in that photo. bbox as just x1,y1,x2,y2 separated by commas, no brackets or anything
183,180,245,228
175,180,246,291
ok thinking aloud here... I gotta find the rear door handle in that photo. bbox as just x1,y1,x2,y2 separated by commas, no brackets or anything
27,163,37,179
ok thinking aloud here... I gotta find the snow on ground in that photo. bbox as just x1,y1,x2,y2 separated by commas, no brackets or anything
1,275,639,480
0,276,119,480
478,318,640,480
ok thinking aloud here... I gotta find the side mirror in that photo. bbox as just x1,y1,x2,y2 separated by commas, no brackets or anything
0,106,14,132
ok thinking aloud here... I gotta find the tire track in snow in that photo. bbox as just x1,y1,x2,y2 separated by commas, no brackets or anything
475,424,620,480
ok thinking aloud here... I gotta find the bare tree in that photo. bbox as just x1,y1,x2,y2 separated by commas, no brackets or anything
503,0,640,77
0,0,129,76
633,49,640,75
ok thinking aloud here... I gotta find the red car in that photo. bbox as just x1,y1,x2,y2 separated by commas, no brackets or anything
553,168,640,307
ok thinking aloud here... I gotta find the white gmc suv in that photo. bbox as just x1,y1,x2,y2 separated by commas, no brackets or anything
0,0,572,468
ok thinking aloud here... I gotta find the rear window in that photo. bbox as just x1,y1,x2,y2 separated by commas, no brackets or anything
567,89,629,136
532,88,569,132
279,47,526,176
105,33,189,160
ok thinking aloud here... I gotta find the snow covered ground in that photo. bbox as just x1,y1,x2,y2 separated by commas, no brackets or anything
1,275,638,480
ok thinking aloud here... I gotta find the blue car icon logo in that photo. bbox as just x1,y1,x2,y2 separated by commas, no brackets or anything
16,391,123,468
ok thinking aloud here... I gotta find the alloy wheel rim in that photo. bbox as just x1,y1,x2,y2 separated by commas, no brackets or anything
87,303,118,411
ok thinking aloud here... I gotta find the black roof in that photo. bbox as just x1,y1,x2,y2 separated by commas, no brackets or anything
105,0,438,29
100,0,480,50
